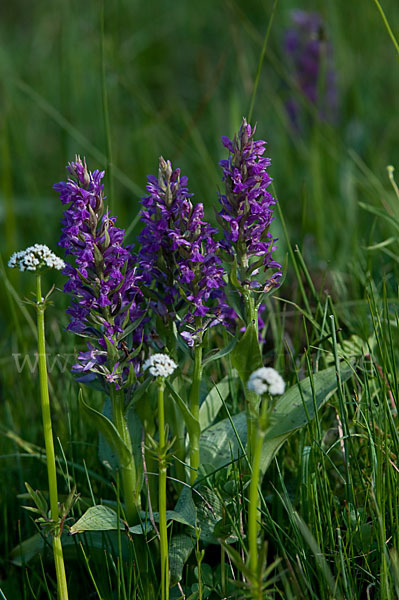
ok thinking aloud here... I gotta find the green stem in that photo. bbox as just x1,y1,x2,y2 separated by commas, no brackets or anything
372,0,399,56
244,291,258,336
36,274,69,600
244,292,260,460
110,386,140,523
53,536,68,599
157,379,169,600
247,399,268,595
189,343,203,485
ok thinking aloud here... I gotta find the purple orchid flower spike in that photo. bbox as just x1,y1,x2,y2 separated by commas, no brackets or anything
217,118,282,294
138,156,227,346
54,156,145,388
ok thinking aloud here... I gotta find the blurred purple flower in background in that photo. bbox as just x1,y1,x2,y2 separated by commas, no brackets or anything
54,156,145,387
284,10,338,126
138,157,226,346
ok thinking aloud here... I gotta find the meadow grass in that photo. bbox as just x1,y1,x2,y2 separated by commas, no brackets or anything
1,1,398,598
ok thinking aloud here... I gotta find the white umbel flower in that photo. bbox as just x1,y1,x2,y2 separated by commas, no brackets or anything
247,367,285,396
142,353,177,378
8,244,65,272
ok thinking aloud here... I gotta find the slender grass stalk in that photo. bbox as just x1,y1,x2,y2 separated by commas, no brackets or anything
157,378,169,600
372,0,399,55
110,386,140,523
189,343,203,485
247,0,279,122
247,398,268,599
36,273,69,600
100,0,114,210
195,527,204,600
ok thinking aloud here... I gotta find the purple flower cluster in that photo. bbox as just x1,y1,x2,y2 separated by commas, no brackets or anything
284,11,338,126
138,157,226,345
56,120,283,360
54,157,144,387
217,118,281,292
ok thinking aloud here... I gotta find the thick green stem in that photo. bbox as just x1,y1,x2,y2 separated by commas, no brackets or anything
244,293,258,338
247,399,268,596
53,536,68,600
110,387,140,523
246,391,260,461
244,292,260,460
189,343,202,485
36,274,69,600
157,380,169,600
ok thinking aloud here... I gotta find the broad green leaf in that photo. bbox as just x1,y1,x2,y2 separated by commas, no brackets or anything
260,362,355,475
199,376,232,431
195,487,223,544
194,487,238,545
265,363,355,439
202,339,237,370
169,533,195,585
69,505,123,534
199,411,247,471
173,485,197,528
259,434,289,478
79,391,132,467
231,322,263,383
199,363,356,479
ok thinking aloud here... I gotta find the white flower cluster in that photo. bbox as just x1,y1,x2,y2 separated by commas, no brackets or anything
247,367,285,396
8,244,65,272
143,353,177,378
